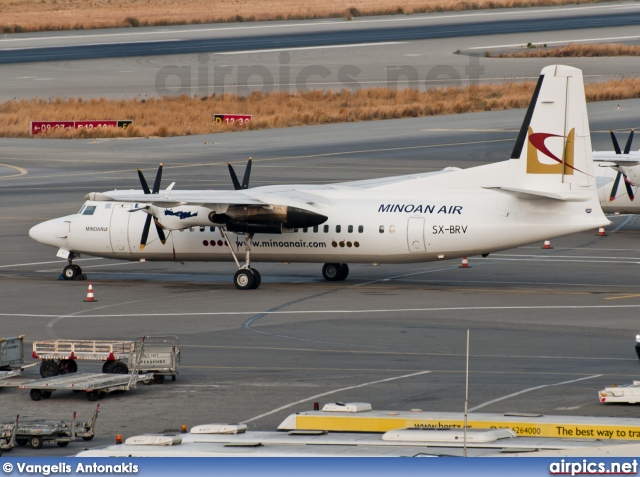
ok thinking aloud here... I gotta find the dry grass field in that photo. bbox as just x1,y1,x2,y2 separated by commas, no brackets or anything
494,43,640,57
3,78,639,138
1,0,600,33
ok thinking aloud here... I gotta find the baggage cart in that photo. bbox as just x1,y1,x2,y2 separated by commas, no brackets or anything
32,336,180,383
1,336,37,385
11,406,99,449
17,372,154,401
0,416,19,455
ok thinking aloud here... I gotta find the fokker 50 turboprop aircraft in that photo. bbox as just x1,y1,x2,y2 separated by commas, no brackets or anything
29,65,609,290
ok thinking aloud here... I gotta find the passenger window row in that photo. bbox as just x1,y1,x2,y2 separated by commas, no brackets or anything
188,225,395,234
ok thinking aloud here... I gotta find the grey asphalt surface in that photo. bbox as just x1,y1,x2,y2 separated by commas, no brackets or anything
1,99,640,456
0,3,639,99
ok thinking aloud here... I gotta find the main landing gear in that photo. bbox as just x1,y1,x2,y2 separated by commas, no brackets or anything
220,229,262,290
61,254,86,281
322,263,349,281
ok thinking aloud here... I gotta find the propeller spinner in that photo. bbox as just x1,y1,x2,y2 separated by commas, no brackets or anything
136,164,167,250
609,130,635,202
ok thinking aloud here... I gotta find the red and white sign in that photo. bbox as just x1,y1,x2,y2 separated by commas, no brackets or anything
31,120,133,135
214,114,251,125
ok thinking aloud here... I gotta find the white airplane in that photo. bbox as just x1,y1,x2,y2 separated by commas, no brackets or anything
593,130,640,214
29,65,610,290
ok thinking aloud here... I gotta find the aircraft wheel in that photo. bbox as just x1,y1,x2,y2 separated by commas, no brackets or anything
250,268,261,289
72,264,82,276
322,263,344,281
234,269,256,290
62,265,78,280
339,263,349,280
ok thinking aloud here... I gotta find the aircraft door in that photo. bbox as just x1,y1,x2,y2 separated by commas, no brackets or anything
407,217,426,253
109,203,132,254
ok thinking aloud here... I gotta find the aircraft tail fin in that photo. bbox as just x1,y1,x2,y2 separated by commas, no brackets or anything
510,65,594,190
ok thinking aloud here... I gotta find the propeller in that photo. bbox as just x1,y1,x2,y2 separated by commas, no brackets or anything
136,164,167,250
609,130,635,202
227,157,252,190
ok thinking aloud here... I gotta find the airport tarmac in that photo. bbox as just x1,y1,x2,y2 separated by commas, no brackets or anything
1,100,640,456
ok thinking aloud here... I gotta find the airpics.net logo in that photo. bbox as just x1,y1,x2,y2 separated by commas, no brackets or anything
154,52,485,97
549,459,638,476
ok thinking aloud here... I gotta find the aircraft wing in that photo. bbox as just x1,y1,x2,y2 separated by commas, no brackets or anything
85,188,328,232
86,190,267,208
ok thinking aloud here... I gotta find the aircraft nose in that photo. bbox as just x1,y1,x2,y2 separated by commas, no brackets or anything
29,218,69,247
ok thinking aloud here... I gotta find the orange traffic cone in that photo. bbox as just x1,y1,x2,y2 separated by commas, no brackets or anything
597,227,606,237
459,257,471,268
542,240,553,249
84,282,97,302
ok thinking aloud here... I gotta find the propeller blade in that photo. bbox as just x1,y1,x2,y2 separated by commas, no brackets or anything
154,219,167,245
140,214,152,250
610,130,622,155
610,171,623,201
241,157,252,189
228,163,241,190
136,165,167,249
137,169,151,194
624,129,635,155
152,163,163,194
624,174,635,201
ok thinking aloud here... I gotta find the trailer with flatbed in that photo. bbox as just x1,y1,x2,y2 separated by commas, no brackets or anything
32,335,179,383
11,406,100,450
18,372,154,401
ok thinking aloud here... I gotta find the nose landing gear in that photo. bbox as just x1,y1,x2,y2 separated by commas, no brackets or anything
60,254,87,281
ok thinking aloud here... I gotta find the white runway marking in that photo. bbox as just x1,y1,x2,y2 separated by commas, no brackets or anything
217,42,404,55
470,35,640,50
241,370,431,424
8,302,640,320
469,375,602,412
45,300,149,337
0,257,103,268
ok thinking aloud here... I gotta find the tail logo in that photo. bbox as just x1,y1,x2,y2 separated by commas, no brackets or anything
526,127,581,175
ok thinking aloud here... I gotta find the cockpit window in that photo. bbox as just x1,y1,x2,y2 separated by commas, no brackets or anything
78,205,86,215
82,205,97,216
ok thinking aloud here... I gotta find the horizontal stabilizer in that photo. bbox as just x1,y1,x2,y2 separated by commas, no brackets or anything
592,152,640,165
